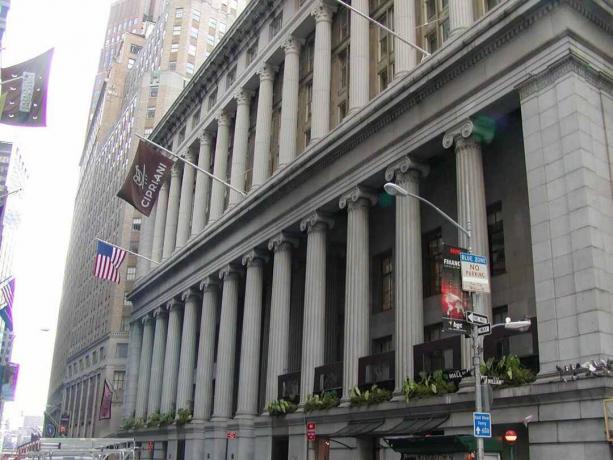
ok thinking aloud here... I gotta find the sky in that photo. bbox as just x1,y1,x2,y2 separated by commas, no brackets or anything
0,0,112,428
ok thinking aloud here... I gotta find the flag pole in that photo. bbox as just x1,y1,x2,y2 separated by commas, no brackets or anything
0,189,22,201
95,238,160,265
0,76,23,85
135,134,247,197
330,0,430,57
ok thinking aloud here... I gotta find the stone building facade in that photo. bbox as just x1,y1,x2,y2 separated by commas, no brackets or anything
124,0,613,458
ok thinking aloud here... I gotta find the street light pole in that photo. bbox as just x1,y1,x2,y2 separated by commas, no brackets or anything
384,182,486,459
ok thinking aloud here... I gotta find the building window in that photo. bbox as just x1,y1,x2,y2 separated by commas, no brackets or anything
175,7,183,18
424,323,443,342
186,62,195,75
112,371,126,390
129,44,142,54
92,351,97,364
487,202,506,275
246,42,258,65
226,66,236,88
149,85,159,97
192,8,201,21
188,44,197,56
208,87,217,109
127,267,136,280
373,251,394,312
115,343,128,359
192,111,200,128
190,26,199,38
420,0,449,53
269,12,283,40
132,217,141,231
173,25,182,36
332,7,350,126
423,228,443,297
373,0,395,92
372,335,393,354
147,107,156,119
127,58,135,69
171,43,180,52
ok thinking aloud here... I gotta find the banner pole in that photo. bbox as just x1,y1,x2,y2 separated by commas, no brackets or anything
135,134,247,197
95,238,160,265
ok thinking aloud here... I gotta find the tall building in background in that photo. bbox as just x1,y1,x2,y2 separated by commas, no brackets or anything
47,0,243,437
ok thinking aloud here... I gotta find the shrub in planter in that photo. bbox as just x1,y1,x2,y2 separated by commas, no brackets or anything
266,399,298,415
175,408,193,425
303,391,340,413
402,370,457,402
349,384,392,407
480,354,535,387
146,412,161,428
159,412,175,426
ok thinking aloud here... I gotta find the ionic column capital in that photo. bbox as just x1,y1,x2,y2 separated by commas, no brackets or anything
219,264,242,281
216,110,232,127
442,119,475,149
141,314,154,325
170,161,182,177
199,275,219,292
283,36,303,55
182,149,196,163
152,307,167,319
385,157,430,182
200,131,213,145
311,1,335,23
268,232,299,252
339,186,378,210
234,88,254,106
166,298,183,312
181,287,202,303
257,64,278,82
242,248,269,267
300,211,334,233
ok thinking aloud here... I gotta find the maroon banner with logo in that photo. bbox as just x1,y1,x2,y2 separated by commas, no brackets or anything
0,48,54,127
98,380,112,420
117,140,174,216
441,244,472,320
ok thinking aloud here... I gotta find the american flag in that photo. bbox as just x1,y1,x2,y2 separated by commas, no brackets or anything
0,277,14,331
93,241,127,284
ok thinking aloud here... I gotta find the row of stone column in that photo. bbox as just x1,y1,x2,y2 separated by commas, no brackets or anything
135,0,481,278
64,373,100,437
127,121,491,421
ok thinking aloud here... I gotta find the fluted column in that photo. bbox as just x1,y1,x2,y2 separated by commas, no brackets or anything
136,207,156,277
176,288,201,411
193,277,219,420
385,158,430,394
151,182,169,262
279,37,301,168
252,65,276,188
211,265,242,420
176,150,196,248
299,212,334,405
209,112,232,222
124,321,143,418
265,233,298,405
310,2,334,141
339,187,377,402
191,132,213,235
349,0,369,112
147,307,168,414
229,89,253,206
163,163,182,259
161,300,183,414
443,119,491,367
236,249,268,417
394,0,417,75
135,315,154,418
80,378,91,437
449,0,474,37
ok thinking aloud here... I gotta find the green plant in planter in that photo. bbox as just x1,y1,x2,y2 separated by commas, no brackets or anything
481,354,535,387
175,408,192,426
402,370,457,402
134,417,145,430
349,384,392,407
146,412,161,428
304,391,340,413
120,417,137,431
159,412,175,426
266,399,298,415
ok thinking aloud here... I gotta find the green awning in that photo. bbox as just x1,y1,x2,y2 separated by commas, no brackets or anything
385,435,503,454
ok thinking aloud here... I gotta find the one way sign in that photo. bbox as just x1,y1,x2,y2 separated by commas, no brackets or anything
466,311,489,325
477,324,491,336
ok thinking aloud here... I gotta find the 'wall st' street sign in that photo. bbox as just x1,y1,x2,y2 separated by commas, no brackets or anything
460,253,491,293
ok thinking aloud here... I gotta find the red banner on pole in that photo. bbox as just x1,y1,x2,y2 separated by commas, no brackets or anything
98,380,112,420
441,244,472,320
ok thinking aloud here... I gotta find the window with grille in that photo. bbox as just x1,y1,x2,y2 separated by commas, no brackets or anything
372,335,393,354
373,0,395,92
175,7,183,18
269,12,283,40
423,228,443,297
127,267,136,280
420,0,449,53
246,42,258,65
487,202,506,275
373,250,394,312
112,371,126,390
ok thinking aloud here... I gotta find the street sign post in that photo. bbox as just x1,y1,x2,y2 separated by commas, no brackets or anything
473,412,492,438
443,317,471,335
460,253,490,293
466,311,488,325
477,324,491,336
306,421,316,441
481,376,503,385
444,368,472,380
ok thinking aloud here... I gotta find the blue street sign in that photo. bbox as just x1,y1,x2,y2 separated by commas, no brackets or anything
473,412,491,438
